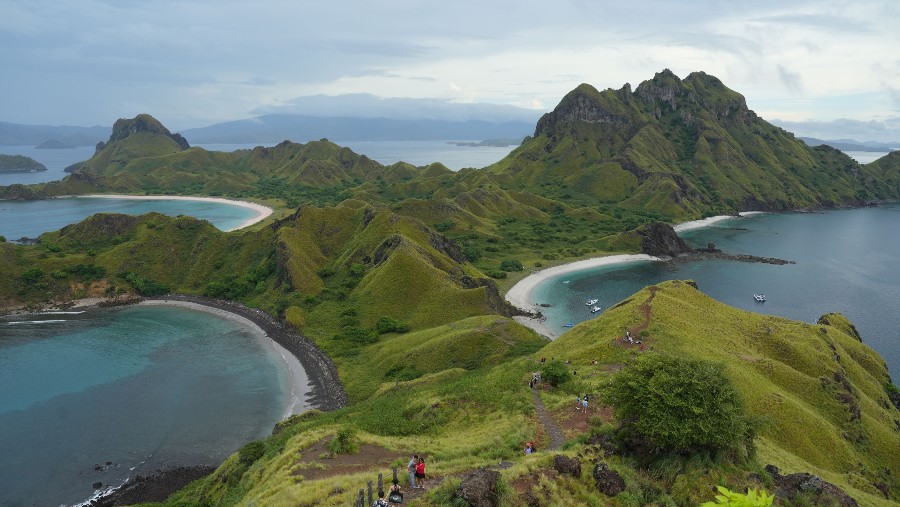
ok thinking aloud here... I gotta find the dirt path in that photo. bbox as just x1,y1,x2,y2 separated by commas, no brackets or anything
532,387,565,451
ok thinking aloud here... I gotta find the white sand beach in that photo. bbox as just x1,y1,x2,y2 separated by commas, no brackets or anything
673,211,765,233
505,254,661,339
506,212,768,339
139,300,311,417
79,194,274,231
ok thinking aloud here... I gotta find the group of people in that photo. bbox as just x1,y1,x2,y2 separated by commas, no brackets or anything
372,480,404,506
529,371,541,388
407,454,427,489
575,394,590,414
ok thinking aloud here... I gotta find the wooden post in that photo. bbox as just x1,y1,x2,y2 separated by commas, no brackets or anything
392,467,398,484
377,473,383,494
367,480,373,504
358,488,364,507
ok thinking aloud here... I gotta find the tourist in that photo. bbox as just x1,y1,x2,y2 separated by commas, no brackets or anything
415,457,426,489
575,395,582,413
372,490,389,507
582,394,589,415
407,454,418,488
388,480,403,505
524,442,533,454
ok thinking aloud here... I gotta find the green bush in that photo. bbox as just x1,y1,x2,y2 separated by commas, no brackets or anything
434,221,454,232
328,427,359,454
700,486,774,506
0,235,5,242
486,269,507,279
337,326,378,345
499,259,524,272
238,440,266,465
20,267,45,283
376,316,410,334
604,355,753,457
541,361,572,387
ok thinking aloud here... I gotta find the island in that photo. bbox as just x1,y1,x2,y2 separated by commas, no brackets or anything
0,154,46,173
35,138,76,149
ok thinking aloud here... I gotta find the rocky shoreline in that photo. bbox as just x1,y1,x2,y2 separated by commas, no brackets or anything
145,294,347,411
88,466,216,507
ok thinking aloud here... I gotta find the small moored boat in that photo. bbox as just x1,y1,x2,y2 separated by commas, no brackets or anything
586,299,598,306
563,323,574,328
754,293,766,302
590,306,602,313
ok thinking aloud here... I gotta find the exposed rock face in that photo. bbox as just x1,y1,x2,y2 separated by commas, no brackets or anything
107,114,190,150
636,222,693,257
455,468,501,507
552,455,581,477
90,465,215,506
534,84,629,137
593,461,625,497
766,465,860,507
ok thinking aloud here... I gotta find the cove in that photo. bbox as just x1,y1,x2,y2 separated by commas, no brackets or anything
0,195,270,240
529,205,900,377
0,303,304,506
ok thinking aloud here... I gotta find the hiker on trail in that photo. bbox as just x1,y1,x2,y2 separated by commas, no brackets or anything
582,394,589,414
415,457,426,489
575,395,582,413
524,441,536,454
388,480,403,505
407,454,418,488
373,490,389,507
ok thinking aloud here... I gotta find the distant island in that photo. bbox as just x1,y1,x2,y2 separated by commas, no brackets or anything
35,139,76,149
0,154,46,173
450,137,524,147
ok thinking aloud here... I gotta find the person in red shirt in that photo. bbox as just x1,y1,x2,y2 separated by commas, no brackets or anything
415,457,426,489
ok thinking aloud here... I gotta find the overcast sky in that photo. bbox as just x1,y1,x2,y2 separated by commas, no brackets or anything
1,0,898,141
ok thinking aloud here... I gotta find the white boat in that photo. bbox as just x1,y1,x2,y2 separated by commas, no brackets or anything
754,294,766,302
590,306,602,313
585,299,598,306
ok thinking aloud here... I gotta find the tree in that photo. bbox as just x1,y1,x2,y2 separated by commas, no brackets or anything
604,355,753,457
541,360,572,387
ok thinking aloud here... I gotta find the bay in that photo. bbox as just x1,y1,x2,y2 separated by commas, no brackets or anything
533,205,900,377
0,304,295,506
0,197,259,240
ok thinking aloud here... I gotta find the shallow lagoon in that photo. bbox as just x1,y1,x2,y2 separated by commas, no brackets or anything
0,304,296,506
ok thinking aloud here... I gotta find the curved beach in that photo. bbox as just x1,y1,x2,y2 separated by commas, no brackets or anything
505,212,764,339
80,194,274,231
140,300,311,417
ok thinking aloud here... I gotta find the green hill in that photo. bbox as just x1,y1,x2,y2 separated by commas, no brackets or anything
0,154,46,173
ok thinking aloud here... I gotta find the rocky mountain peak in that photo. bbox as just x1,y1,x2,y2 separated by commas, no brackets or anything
107,114,190,150
534,83,628,137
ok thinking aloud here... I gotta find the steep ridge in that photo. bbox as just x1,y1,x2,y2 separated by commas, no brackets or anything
490,70,900,219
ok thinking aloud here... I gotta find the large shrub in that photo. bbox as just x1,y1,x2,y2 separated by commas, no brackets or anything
541,360,572,387
604,355,753,457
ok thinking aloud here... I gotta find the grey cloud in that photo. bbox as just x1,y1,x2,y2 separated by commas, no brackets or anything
751,13,873,33
777,65,804,94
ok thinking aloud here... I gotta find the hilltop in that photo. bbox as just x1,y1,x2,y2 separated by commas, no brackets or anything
0,154,46,173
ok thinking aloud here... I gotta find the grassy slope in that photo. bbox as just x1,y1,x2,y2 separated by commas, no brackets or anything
538,280,900,505
148,281,898,506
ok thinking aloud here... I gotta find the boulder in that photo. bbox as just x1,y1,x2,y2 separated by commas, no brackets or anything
767,465,859,507
455,468,501,507
552,455,581,477
593,461,625,497
635,222,693,257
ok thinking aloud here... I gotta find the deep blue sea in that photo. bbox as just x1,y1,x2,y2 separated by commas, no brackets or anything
0,305,292,506
533,205,900,378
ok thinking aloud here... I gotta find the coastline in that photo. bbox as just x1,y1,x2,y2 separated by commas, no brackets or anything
505,212,766,339
78,194,274,231
140,300,312,417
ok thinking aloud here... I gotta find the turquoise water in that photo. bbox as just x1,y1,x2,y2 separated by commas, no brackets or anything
0,197,258,240
0,305,291,506
533,205,900,377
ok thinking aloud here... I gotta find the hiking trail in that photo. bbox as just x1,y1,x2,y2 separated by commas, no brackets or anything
532,387,565,451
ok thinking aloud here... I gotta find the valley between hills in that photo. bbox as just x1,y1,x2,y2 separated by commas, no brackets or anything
2,70,900,506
